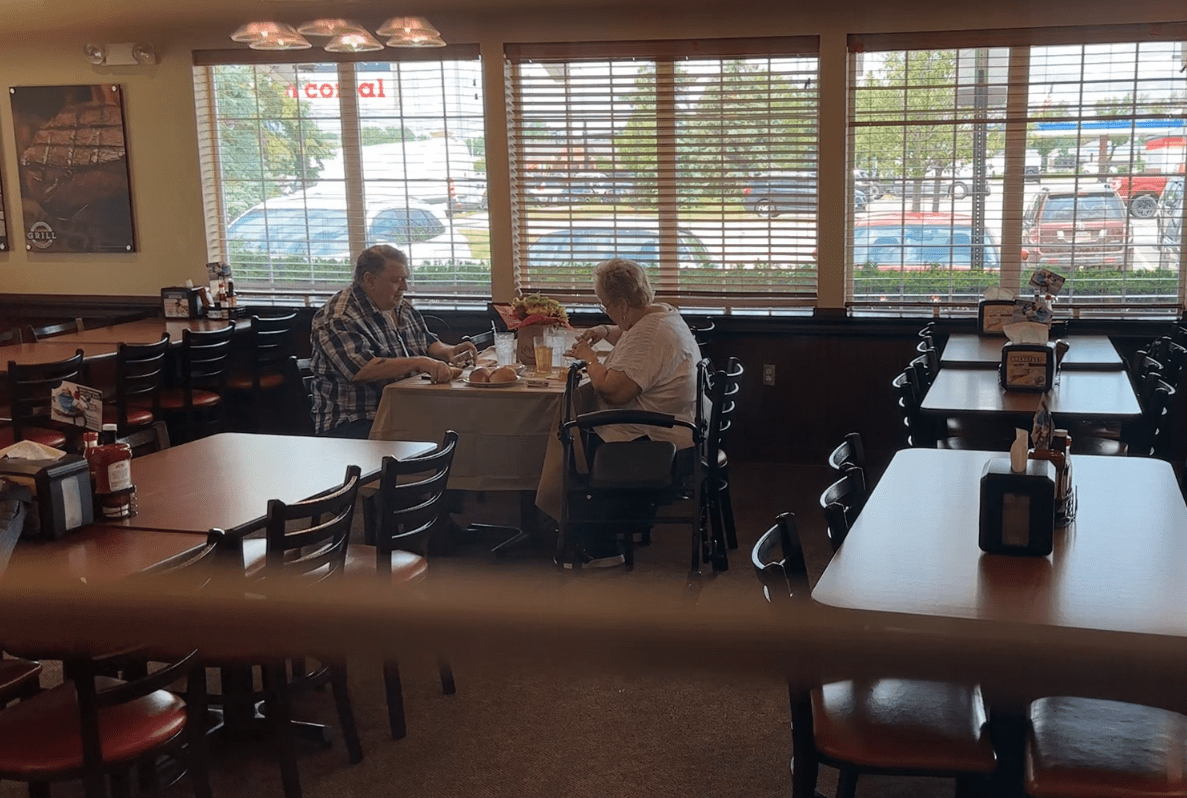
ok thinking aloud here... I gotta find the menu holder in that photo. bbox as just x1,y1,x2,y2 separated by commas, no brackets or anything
161,286,204,319
1000,342,1055,392
978,299,1015,335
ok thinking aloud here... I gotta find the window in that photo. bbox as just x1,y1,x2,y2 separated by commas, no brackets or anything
193,49,488,302
849,27,1187,313
507,38,820,309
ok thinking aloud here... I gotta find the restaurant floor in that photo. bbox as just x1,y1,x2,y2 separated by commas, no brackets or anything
3,461,954,798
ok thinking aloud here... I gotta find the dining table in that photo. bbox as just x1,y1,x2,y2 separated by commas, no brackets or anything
50,317,250,346
812,447,1187,795
0,341,117,374
921,367,1142,424
940,333,1124,371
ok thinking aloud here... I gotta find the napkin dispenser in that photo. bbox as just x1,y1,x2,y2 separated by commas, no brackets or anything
0,455,93,540
979,457,1055,557
161,286,204,319
1000,341,1055,392
978,299,1015,335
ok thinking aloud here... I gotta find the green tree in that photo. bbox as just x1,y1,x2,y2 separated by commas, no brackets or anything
854,50,1004,211
359,125,426,147
213,65,339,220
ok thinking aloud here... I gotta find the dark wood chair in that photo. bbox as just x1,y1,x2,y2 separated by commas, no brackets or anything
0,328,22,346
750,513,996,798
463,322,497,352
23,319,83,342
2,350,86,449
0,531,221,798
703,356,743,564
0,656,41,707
828,432,866,473
1076,380,1175,458
151,324,235,443
226,313,299,432
116,420,171,458
892,369,935,448
819,465,867,552
230,465,365,798
688,318,716,348
105,334,170,435
346,432,459,739
556,360,708,574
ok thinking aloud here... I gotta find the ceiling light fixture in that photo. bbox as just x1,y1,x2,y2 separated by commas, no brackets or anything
230,21,311,50
377,16,446,47
297,19,368,37
325,31,384,53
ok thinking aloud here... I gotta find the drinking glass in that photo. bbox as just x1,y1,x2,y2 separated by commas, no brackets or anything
533,343,554,376
547,328,567,368
494,332,516,367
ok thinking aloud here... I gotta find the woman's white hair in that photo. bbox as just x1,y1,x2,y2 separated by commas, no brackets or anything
594,258,654,309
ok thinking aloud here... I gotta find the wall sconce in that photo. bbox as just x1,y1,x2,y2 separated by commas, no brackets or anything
84,43,158,66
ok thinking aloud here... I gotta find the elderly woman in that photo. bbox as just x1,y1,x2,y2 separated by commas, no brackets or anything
564,258,702,567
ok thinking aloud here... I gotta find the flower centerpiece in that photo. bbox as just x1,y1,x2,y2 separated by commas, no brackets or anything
494,294,571,367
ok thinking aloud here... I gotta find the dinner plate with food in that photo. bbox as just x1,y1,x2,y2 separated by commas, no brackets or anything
465,365,520,387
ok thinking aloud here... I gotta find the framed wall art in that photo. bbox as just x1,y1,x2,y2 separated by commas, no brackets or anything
10,84,136,253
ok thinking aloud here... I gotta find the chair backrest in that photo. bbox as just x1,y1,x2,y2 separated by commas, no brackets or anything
827,432,866,473
1126,379,1176,458
179,324,236,395
7,350,86,440
117,420,171,457
248,313,299,386
907,355,932,397
892,369,932,447
422,314,453,339
819,465,867,551
750,512,811,605
24,319,83,342
262,464,362,582
688,318,716,348
705,357,742,474
113,334,170,429
916,339,940,374
373,431,459,565
464,322,497,351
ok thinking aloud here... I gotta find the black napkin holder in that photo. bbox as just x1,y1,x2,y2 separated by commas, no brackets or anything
161,286,204,319
979,457,1055,557
1000,341,1055,392
0,455,93,541
978,299,1015,335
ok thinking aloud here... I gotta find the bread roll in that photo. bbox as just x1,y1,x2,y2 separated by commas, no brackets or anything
489,366,518,383
469,367,491,383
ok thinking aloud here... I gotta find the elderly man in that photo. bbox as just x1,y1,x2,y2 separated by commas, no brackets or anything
310,244,477,438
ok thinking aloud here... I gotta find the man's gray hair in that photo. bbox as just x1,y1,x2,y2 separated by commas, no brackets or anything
594,258,654,309
354,245,407,283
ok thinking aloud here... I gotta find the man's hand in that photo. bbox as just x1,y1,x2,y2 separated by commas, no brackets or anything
446,340,479,367
421,357,455,384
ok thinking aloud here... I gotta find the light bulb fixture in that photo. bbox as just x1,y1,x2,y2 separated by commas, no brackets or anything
297,18,367,37
325,31,384,53
231,21,310,50
83,42,158,66
377,16,446,47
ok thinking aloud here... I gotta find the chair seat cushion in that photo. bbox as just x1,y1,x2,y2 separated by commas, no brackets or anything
589,440,676,490
811,679,996,774
227,372,285,392
242,538,269,578
0,677,186,776
343,547,428,584
0,658,40,700
102,406,155,427
1027,697,1187,798
149,389,222,410
1072,436,1128,457
0,426,67,449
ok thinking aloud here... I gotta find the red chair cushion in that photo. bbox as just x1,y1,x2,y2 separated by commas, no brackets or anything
226,372,285,392
344,547,428,584
811,679,996,773
0,658,40,701
0,677,186,776
101,406,155,427
0,427,68,449
1027,697,1187,798
150,389,222,410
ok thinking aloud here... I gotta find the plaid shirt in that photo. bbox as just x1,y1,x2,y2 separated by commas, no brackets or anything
309,283,439,434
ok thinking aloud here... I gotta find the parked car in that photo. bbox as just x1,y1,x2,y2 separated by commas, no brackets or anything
1110,172,1171,218
1156,176,1183,270
853,212,1001,271
883,168,991,200
854,169,884,200
1021,185,1131,270
741,173,866,218
227,191,473,263
527,221,713,269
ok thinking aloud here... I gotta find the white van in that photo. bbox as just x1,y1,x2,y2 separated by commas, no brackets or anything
318,138,487,211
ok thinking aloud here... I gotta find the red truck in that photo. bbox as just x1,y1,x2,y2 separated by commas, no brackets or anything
1110,173,1168,219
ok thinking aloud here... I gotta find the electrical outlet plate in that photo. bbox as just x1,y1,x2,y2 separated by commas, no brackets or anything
762,364,776,385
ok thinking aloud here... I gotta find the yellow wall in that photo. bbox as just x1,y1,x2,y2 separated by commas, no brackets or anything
0,0,1181,298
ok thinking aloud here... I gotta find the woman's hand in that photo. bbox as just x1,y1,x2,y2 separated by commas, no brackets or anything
570,340,599,365
576,325,609,346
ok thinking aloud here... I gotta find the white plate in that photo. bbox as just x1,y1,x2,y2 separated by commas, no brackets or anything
464,375,520,388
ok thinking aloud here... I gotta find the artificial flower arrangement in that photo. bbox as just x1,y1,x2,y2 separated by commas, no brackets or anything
495,293,572,330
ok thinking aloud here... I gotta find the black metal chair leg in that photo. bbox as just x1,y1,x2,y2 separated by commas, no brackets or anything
836,766,860,798
27,782,49,798
329,663,363,764
137,755,160,797
265,663,302,798
438,659,456,695
383,660,407,740
109,767,132,798
719,477,738,550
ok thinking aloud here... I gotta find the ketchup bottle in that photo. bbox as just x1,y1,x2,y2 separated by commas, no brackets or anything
87,424,136,519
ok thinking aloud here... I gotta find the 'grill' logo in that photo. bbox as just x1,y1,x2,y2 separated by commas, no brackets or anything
27,221,56,249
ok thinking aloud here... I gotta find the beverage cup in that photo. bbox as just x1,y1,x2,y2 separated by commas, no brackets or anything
533,344,554,376
494,332,516,367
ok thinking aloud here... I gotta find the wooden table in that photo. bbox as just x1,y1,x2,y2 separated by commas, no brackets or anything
0,341,117,373
51,318,249,346
921,367,1141,423
5,527,208,584
941,334,1124,371
105,432,435,534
